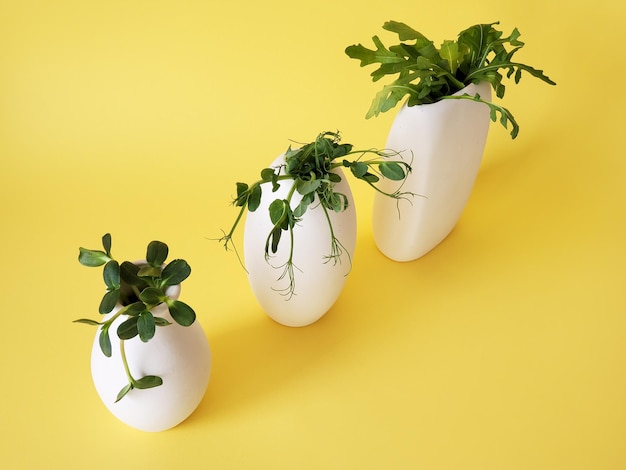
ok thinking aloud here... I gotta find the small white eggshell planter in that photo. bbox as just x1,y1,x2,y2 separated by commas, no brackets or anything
90,284,211,432
243,154,356,327
372,82,492,262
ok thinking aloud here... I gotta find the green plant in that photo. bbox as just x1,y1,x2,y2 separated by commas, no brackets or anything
345,21,556,138
74,234,196,402
218,131,413,298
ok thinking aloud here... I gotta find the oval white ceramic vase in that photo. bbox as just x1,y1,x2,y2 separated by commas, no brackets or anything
243,154,357,327
90,284,211,432
372,82,492,262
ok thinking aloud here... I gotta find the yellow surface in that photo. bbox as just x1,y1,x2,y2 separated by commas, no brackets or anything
1,0,625,468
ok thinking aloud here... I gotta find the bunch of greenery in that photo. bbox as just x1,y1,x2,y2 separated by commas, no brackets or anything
74,234,196,402
345,21,556,138
218,131,413,298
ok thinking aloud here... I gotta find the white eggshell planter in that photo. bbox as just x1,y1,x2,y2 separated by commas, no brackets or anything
372,82,492,262
90,284,211,432
243,153,356,327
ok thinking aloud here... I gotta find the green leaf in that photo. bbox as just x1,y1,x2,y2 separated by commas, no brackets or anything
296,177,321,196
102,233,112,256
102,260,120,290
139,287,165,306
119,261,147,287
137,310,156,342
115,383,133,402
161,259,191,286
117,316,139,340
124,302,147,316
154,316,172,327
349,161,368,178
99,326,112,357
78,247,110,267
146,240,169,267
99,288,120,314
234,182,249,207
439,39,464,75
167,300,196,326
247,184,262,212
293,191,315,218
137,265,162,278
134,375,163,390
73,318,102,326
379,162,406,181
268,199,288,225
260,168,275,182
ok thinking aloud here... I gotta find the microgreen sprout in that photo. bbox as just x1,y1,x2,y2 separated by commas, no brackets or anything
74,233,196,402
218,131,413,298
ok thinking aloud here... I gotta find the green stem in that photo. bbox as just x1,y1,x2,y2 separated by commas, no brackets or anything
119,339,136,386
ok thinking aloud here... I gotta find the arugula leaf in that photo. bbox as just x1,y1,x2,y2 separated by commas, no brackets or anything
346,21,556,138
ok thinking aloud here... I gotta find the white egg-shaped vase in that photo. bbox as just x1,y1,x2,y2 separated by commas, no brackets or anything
243,154,357,327
90,284,211,432
372,82,492,262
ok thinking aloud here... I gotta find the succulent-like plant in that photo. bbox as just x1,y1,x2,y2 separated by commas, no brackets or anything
74,233,196,402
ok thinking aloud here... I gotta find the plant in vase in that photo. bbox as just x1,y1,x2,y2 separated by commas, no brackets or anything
218,130,412,327
345,21,556,261
74,234,211,432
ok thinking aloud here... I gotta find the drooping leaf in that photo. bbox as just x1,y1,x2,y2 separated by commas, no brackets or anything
99,288,120,314
260,168,275,182
137,310,156,342
102,260,120,290
247,184,262,212
117,316,139,340
268,199,288,225
78,248,110,267
146,240,169,267
73,318,102,326
167,300,196,327
234,182,249,207
134,375,163,390
161,259,191,286
293,192,315,218
99,326,112,357
115,383,133,402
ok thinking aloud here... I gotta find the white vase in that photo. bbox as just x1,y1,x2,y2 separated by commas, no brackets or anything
243,154,357,327
90,283,211,432
372,82,492,262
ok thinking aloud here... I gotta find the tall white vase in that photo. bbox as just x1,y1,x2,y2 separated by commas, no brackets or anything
90,284,211,432
243,154,357,327
372,82,492,262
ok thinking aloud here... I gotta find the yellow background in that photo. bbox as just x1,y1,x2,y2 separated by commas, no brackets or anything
1,0,624,468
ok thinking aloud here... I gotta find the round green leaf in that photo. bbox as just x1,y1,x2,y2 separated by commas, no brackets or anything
161,259,191,286
247,184,262,212
146,240,169,267
379,161,406,181
78,248,110,267
137,311,155,342
167,300,196,327
139,287,165,306
117,316,139,340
